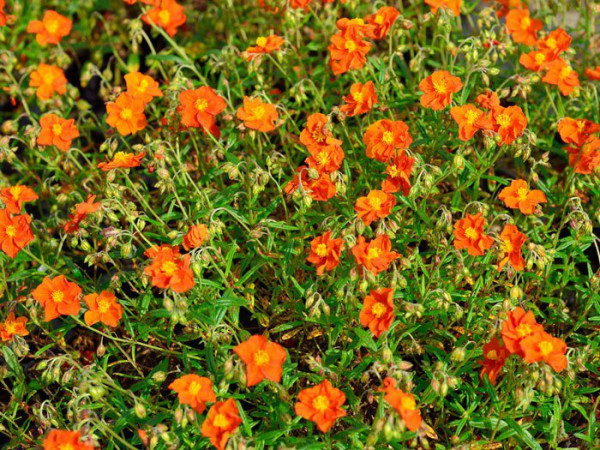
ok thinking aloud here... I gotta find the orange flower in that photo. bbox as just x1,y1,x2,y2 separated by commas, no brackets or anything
37,114,80,152
307,231,344,276
567,136,600,174
27,10,72,46
124,72,163,104
352,234,399,275
245,35,285,61
336,18,376,38
419,70,463,111
144,244,195,293
98,151,145,171
519,50,553,72
178,86,227,137
497,224,526,272
43,430,94,450
498,179,546,215
284,166,336,201
233,335,287,387
0,312,28,342
0,185,38,214
359,288,394,338
305,144,345,174
363,119,412,162
491,105,527,145
201,398,242,450
0,209,34,258
29,64,67,100
450,104,488,141
294,379,346,433
63,195,101,234
536,28,571,57
542,59,580,96
290,0,311,9
355,190,396,225
236,96,278,132
328,28,372,76
493,0,523,18
365,6,400,39
0,0,9,26
453,212,493,256
299,113,342,154
106,93,147,136
379,378,422,431
425,0,462,16
557,117,600,147
182,224,208,250
143,0,186,36
475,90,500,110
505,9,542,46
501,306,544,356
521,331,567,372
478,338,509,385
381,153,415,195
585,66,600,80
169,374,216,413
340,81,377,117
32,275,82,322
84,291,123,327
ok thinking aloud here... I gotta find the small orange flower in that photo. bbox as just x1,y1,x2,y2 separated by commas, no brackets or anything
379,378,422,431
305,144,345,174
144,244,195,293
0,0,9,26
29,64,67,100
106,93,147,136
352,234,399,275
0,312,29,342
32,275,82,322
43,430,94,450
491,105,527,145
294,379,346,433
178,86,227,137
169,374,216,413
201,398,242,450
501,307,544,356
307,231,344,276
359,288,394,338
98,152,145,171
381,153,415,196
124,72,163,104
245,34,285,61
365,6,400,39
0,185,38,214
233,335,287,387
498,179,546,215
557,117,600,147
336,18,376,38
290,0,311,9
328,28,372,76
536,28,571,57
236,96,278,132
84,291,123,327
0,209,34,258
27,10,72,46
63,195,101,234
519,49,553,72
340,81,377,117
567,136,600,174
419,70,463,111
182,224,208,251
355,190,396,225
585,66,600,80
521,331,567,372
542,58,580,96
143,0,187,36
450,104,488,141
37,114,80,152
493,0,523,18
505,9,542,46
479,337,509,385
299,113,342,153
284,166,337,202
453,212,493,256
475,90,500,110
363,119,413,162
497,224,526,272
425,0,462,16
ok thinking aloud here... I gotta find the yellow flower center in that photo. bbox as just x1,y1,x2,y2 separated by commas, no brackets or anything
45,20,59,34
188,381,202,396
253,106,265,119
388,165,399,178
352,91,363,103
59,444,74,450
366,247,382,260
256,36,268,47
195,98,208,112
213,413,230,428
315,150,330,165
502,239,514,254
98,299,111,313
576,120,586,130
52,123,63,136
43,73,56,85
560,66,572,79
546,38,557,49
371,302,386,318
311,130,326,143
158,9,171,25
120,108,133,120
432,78,447,94
9,186,22,199
401,396,416,411
51,290,65,303
4,321,17,335
369,196,383,211
113,152,129,164
382,131,394,145
496,113,511,128
253,349,270,366
521,16,531,30
344,40,357,52
315,243,328,257
534,52,546,65
5,225,16,237
517,187,529,201
515,323,532,338
374,14,384,25
138,79,149,92
486,350,498,360
312,395,330,412
161,261,178,276
465,110,480,125
464,227,478,240
539,340,553,356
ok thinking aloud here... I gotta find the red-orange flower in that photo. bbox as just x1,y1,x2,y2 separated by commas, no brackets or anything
501,307,544,356
305,144,345,174
585,66,600,80
0,312,28,342
290,0,311,9
182,224,208,250
519,50,553,72
307,231,344,276
236,96,278,132
124,72,163,104
169,374,216,413
0,209,34,258
0,0,9,26
178,86,227,137
365,6,400,39
29,64,67,100
143,0,187,36
32,275,82,322
245,35,285,61
284,166,337,202
498,179,546,214
521,331,567,372
542,58,580,96
419,71,463,111
336,18,376,38
363,119,412,162
0,185,38,214
299,113,342,154
425,0,462,16
453,212,493,256
98,151,145,171
536,28,571,57
381,153,415,196
359,288,394,338
340,81,377,117
479,337,509,385
37,114,80,152
43,430,94,450
493,0,523,18
491,105,527,145
328,28,371,76
354,190,396,225
201,399,242,450
295,379,346,433
567,136,600,174
27,10,72,46
506,9,542,46
557,117,600,147
106,93,147,136
379,378,422,431
450,104,488,141
84,291,123,327
497,224,526,272
476,90,500,110
63,195,101,234
233,335,287,387
144,244,195,293
352,234,399,275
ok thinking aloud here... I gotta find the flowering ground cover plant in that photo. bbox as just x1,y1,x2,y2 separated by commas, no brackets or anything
0,0,599,448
